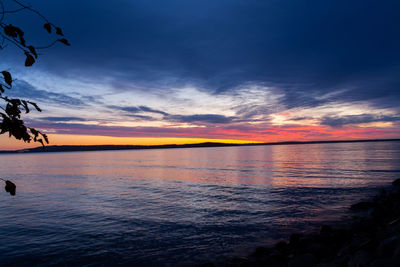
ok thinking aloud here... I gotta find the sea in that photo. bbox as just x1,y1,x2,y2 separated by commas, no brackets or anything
0,141,399,266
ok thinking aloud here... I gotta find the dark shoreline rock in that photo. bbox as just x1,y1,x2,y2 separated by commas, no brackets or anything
199,179,400,267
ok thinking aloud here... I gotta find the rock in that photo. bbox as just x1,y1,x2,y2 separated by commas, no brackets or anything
388,217,400,226
250,246,271,257
261,253,288,267
377,235,400,257
333,255,351,266
357,218,379,233
337,245,351,258
330,229,352,245
358,238,379,251
320,225,332,235
392,242,400,261
317,263,338,267
350,201,374,210
197,262,216,267
392,179,400,187
288,253,318,267
305,242,330,258
289,233,303,247
379,188,387,196
229,257,251,267
347,250,374,267
275,240,288,253
366,258,393,267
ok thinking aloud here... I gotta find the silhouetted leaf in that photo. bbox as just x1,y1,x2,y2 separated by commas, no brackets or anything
19,36,26,46
43,23,51,33
22,100,29,113
28,46,38,58
37,138,44,146
4,25,26,46
43,133,49,144
4,180,16,196
15,27,26,46
1,71,12,86
24,52,35,66
5,101,21,117
58,38,70,46
28,101,42,112
55,27,64,36
4,24,17,38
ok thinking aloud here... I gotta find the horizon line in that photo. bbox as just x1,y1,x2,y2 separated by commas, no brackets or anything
2,138,399,154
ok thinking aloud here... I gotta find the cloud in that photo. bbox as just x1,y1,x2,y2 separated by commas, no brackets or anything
127,114,157,121
167,114,234,124
40,116,87,122
113,105,169,115
138,106,169,116
320,114,400,127
8,80,85,106
118,106,141,113
113,103,235,124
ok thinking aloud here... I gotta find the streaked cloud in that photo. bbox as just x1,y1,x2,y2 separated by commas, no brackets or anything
113,105,169,116
9,80,85,106
167,114,234,124
40,116,87,122
320,114,400,127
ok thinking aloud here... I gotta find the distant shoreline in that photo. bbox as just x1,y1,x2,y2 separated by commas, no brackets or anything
0,138,399,154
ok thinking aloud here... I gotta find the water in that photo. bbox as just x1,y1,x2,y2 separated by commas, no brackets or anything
0,141,399,266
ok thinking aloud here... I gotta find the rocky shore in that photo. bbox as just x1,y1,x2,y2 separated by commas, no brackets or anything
201,179,400,267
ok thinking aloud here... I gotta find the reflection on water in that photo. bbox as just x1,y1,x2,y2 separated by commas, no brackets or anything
0,141,399,265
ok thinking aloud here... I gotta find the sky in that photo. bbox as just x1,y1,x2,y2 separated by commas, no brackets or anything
1,0,399,149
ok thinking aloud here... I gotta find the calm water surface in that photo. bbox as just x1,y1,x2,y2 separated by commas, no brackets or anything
0,141,400,266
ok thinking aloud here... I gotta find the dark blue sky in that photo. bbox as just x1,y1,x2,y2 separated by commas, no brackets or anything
31,0,400,105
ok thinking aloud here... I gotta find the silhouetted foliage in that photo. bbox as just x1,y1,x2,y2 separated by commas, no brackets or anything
2,179,16,195
0,0,69,195
0,0,69,146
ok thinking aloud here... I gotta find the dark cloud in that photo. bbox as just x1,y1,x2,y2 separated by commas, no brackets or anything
127,114,157,121
290,117,312,121
167,114,234,124
40,116,87,122
320,114,400,127
113,105,169,115
138,106,169,116
112,104,234,124
118,106,141,113
8,80,85,106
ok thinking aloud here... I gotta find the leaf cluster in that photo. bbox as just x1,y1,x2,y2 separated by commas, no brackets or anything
0,0,69,146
2,179,16,195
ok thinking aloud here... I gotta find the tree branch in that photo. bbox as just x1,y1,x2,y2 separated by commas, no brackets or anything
12,0,50,24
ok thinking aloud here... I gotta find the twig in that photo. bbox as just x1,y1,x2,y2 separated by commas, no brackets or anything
13,0,50,23
2,7,28,14
0,0,4,24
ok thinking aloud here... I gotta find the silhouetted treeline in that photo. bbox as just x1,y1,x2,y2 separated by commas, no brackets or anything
0,139,399,154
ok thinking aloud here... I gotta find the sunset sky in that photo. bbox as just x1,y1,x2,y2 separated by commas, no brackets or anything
1,0,399,149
